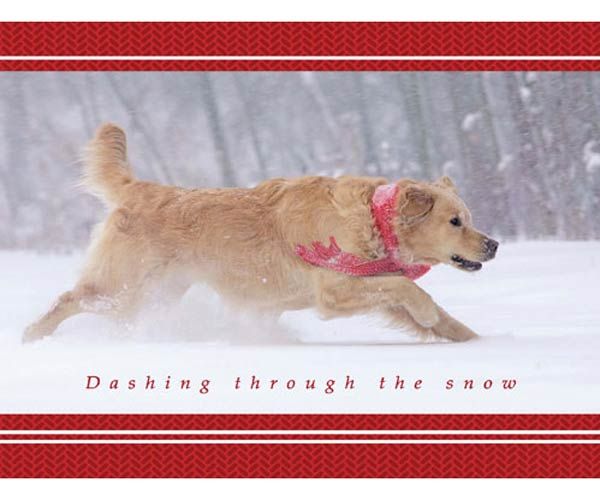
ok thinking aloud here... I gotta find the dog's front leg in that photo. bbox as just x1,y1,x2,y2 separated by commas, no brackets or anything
314,273,440,329
314,273,478,342
431,306,478,342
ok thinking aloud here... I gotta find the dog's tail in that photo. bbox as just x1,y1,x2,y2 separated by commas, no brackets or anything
82,123,135,208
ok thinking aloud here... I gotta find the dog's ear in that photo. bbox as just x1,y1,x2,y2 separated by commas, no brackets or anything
397,185,435,226
434,175,457,193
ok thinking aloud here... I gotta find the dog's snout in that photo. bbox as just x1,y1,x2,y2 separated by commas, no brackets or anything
483,238,499,258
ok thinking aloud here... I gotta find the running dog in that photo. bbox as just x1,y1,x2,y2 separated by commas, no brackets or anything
23,123,498,343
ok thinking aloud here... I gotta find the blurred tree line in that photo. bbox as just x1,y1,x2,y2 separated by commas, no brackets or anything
1,71,599,251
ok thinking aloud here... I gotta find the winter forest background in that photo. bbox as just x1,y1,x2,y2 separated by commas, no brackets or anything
1,71,600,251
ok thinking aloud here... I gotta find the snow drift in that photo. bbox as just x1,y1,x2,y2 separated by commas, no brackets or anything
1,241,599,413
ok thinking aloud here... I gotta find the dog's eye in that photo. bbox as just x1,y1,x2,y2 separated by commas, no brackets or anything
450,217,462,227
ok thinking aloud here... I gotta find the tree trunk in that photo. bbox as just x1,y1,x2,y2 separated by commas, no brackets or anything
399,72,432,177
350,73,380,174
233,74,269,179
199,73,236,187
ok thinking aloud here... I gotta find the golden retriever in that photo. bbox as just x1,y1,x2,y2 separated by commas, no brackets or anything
23,123,498,343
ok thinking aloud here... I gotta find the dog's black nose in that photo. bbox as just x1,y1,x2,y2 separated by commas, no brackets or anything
483,238,499,257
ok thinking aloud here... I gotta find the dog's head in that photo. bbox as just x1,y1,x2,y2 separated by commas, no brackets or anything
394,176,498,272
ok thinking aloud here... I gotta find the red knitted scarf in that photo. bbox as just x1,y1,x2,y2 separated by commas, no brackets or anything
295,183,431,280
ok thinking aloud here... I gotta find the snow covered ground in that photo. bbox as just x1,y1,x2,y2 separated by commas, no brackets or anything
1,241,599,413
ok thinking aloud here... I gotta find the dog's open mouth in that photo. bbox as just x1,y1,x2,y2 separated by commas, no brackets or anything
451,254,482,272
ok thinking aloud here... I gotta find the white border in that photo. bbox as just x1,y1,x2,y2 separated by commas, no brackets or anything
1,479,598,500
2,56,600,61
1,429,598,444
2,439,599,444
1,0,599,22
0,429,598,435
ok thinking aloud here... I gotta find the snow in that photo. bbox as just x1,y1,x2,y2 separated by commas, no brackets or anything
1,241,599,414
519,86,532,103
497,154,513,173
525,72,538,84
461,112,482,132
583,140,600,174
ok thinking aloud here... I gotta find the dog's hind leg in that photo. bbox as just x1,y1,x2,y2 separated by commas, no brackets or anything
22,284,103,343
23,220,149,343
22,278,149,343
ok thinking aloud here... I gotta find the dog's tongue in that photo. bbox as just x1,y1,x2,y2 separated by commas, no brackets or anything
465,261,482,271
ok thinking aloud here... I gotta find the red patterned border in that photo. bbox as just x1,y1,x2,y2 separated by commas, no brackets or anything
1,444,598,478
1,414,599,431
0,414,598,477
1,22,599,56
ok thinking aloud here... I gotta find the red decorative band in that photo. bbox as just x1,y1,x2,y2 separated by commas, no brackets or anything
1,414,598,476
1,22,599,57
1,414,599,431
1,443,598,477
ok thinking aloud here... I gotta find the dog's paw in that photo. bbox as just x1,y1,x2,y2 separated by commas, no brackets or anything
432,309,478,342
22,323,47,344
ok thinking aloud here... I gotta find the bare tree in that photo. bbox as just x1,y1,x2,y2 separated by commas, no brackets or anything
1,71,599,249
198,73,236,187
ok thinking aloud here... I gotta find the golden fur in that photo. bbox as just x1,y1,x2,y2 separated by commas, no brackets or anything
23,123,498,343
